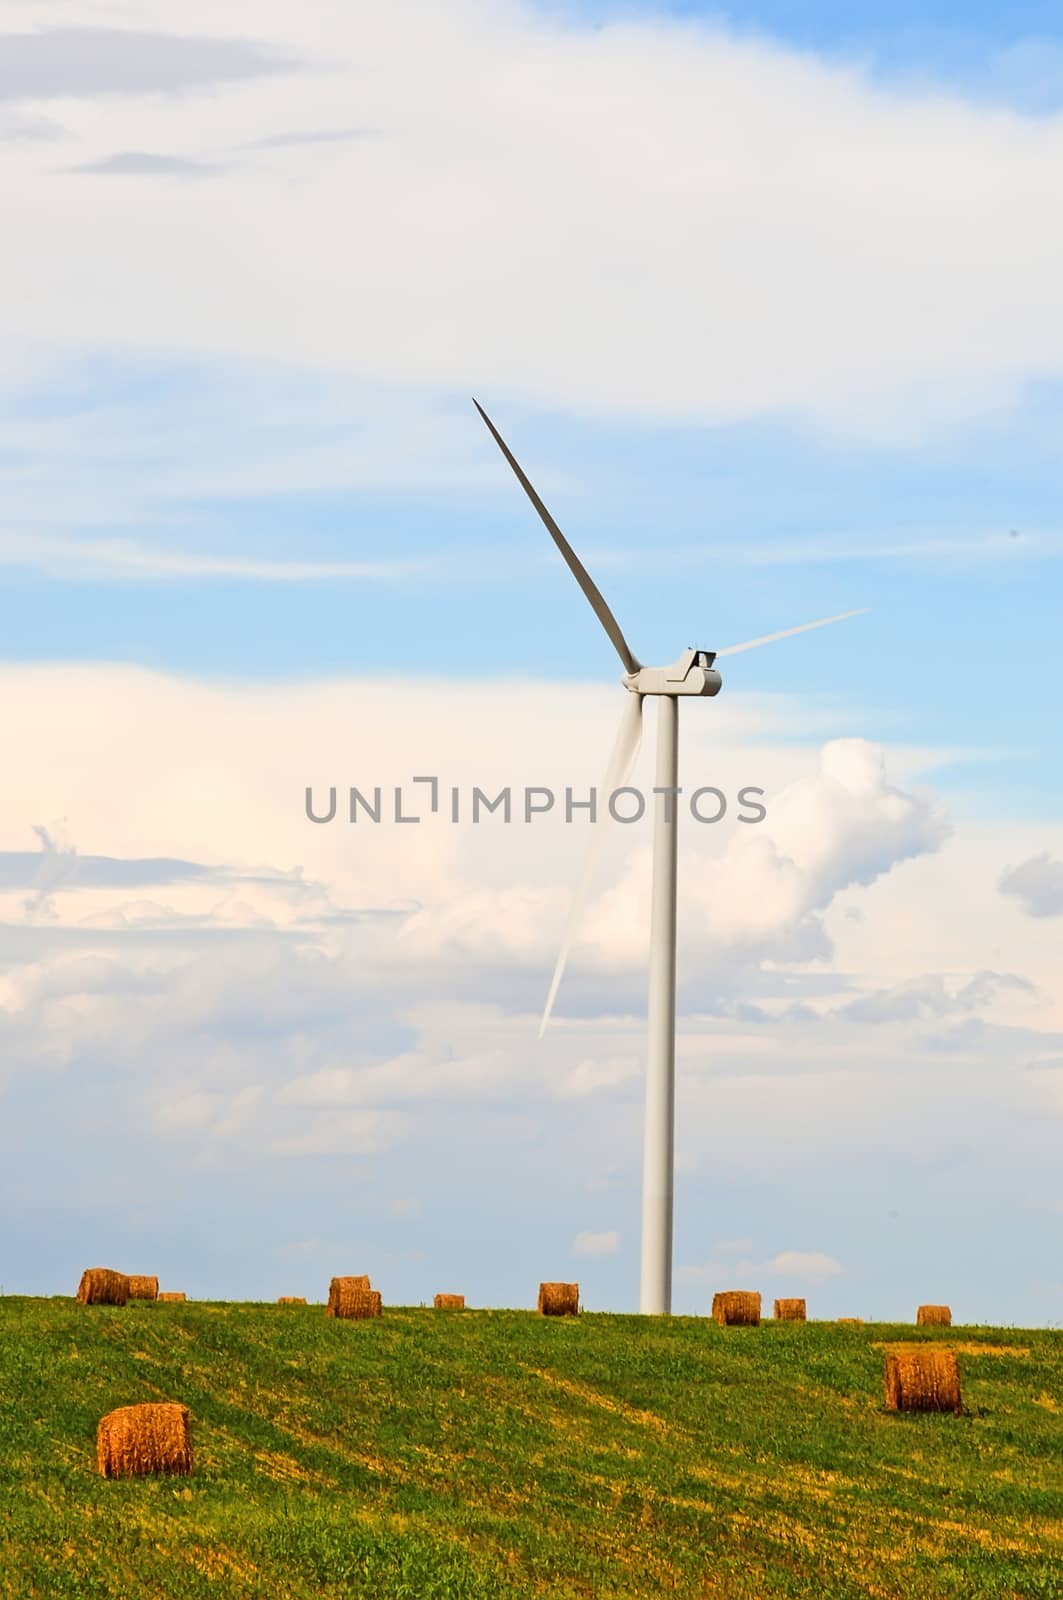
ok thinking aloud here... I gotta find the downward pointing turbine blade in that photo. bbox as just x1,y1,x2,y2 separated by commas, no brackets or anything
539,691,644,1037
715,608,868,658
473,399,641,675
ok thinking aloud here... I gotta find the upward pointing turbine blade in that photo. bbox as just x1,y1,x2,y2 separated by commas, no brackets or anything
539,691,644,1037
473,399,641,675
715,608,868,658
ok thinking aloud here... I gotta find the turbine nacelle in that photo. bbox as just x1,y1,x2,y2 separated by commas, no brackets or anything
624,649,722,698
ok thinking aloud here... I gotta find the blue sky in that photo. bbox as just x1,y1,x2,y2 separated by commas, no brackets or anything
0,0,1061,1322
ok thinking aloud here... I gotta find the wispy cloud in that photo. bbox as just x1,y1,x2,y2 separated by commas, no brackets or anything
0,27,298,103
678,1251,844,1286
590,530,1055,572
2,526,1055,585
0,533,436,582
66,151,221,179
571,1230,620,1258
235,127,373,152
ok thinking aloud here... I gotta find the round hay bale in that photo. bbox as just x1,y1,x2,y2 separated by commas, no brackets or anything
712,1290,761,1327
916,1304,952,1327
76,1269,130,1307
538,1282,579,1316
157,1292,186,1302
773,1298,806,1321
434,1293,465,1309
127,1275,159,1301
884,1348,961,1414
836,1317,864,1327
326,1275,371,1317
278,1296,307,1305
97,1402,193,1478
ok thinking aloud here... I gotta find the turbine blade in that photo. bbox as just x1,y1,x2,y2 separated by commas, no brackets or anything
715,608,868,658
539,692,644,1037
473,399,641,675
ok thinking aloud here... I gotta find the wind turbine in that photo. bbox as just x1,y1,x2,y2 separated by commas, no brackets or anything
474,400,865,1315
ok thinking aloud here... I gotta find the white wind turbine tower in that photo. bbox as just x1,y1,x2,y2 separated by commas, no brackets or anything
475,400,865,1315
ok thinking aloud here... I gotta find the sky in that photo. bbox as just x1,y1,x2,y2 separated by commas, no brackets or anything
0,0,1061,1323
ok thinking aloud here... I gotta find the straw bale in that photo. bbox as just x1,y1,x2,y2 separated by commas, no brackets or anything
538,1282,579,1316
127,1276,158,1301
773,1298,806,1321
712,1290,761,1327
836,1318,864,1327
97,1402,193,1478
884,1348,962,1413
326,1276,371,1317
157,1292,186,1302
278,1296,307,1305
76,1269,129,1307
328,1281,381,1320
916,1304,952,1327
434,1294,465,1309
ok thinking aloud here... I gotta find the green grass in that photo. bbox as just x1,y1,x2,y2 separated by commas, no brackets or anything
1,1299,1061,1598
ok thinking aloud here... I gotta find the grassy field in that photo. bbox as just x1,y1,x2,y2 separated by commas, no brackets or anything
1,1298,1060,1598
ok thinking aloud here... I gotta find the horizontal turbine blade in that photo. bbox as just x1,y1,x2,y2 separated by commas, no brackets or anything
539,691,644,1037
715,608,868,658
473,399,641,675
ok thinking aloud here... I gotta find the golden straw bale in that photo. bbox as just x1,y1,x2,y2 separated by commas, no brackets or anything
326,1276,371,1317
773,1298,806,1321
884,1349,962,1413
916,1304,952,1327
76,1269,130,1307
157,1292,186,1302
837,1318,864,1327
127,1276,159,1301
328,1282,381,1320
712,1290,761,1327
434,1294,465,1309
278,1296,307,1305
97,1402,193,1478
538,1282,579,1316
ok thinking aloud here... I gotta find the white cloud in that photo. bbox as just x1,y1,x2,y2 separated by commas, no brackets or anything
557,1055,641,1099
678,1250,843,1286
576,737,950,975
840,969,1036,1023
0,660,1060,1315
269,1111,400,1158
4,4,1063,434
572,1230,620,1258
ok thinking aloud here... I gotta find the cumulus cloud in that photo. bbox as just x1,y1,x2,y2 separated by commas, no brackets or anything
999,853,1063,918
0,661,1058,1312
571,1230,620,1258
576,738,950,981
